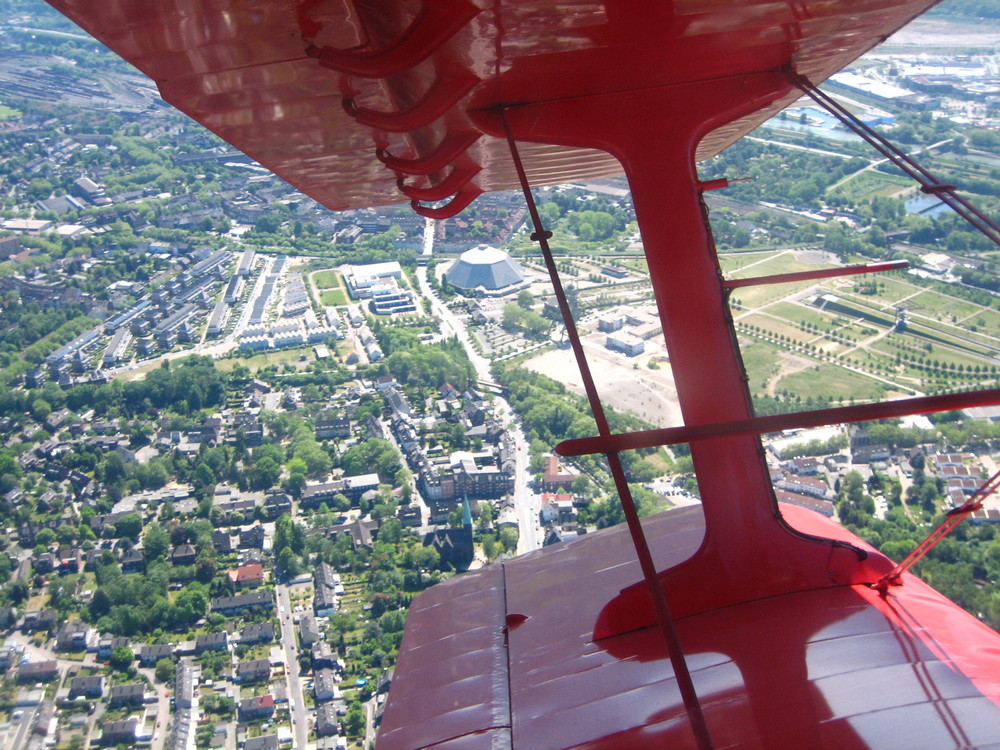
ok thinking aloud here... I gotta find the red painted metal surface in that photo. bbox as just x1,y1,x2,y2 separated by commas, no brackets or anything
47,0,940,211
378,504,1000,749
303,0,481,79
504,124,714,748
475,73,906,634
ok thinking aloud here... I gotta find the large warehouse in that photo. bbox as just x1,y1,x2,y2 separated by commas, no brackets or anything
445,245,526,295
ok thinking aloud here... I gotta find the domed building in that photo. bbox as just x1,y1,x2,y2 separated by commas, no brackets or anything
445,244,526,295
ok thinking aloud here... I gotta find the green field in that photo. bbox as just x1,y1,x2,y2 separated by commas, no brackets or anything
731,282,814,310
617,258,649,274
958,308,1000,341
321,288,348,306
776,362,886,402
748,315,814,344
765,300,838,329
907,316,999,356
215,346,315,370
313,269,342,288
0,105,19,121
721,244,1000,402
851,276,927,305
736,337,781,392
904,289,983,321
726,250,817,280
828,169,912,201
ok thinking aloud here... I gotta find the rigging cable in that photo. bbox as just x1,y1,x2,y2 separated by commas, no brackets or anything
500,111,715,750
875,468,1000,595
794,75,1000,248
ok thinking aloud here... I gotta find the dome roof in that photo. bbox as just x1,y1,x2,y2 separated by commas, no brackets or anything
445,245,525,291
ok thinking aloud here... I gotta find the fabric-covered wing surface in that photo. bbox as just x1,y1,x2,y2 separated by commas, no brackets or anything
47,0,940,212
378,505,1000,750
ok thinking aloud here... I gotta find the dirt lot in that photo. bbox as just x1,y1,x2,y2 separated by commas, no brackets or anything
524,332,684,428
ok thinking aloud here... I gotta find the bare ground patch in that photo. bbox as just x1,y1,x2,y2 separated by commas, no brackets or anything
524,334,683,427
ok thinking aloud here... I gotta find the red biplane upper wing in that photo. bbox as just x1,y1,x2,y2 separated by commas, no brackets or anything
48,0,938,212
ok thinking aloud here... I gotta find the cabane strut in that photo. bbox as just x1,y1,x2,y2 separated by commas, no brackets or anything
501,114,716,750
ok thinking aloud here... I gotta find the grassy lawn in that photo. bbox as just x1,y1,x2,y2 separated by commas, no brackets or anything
776,362,886,402
719,249,781,275
903,320,995,358
828,169,911,200
725,251,816,280
730,281,814,310
0,105,20,120
115,360,163,382
335,337,356,361
833,290,905,317
960,308,1000,341
739,313,811,342
737,338,781,390
754,316,813,343
321,288,348,306
764,300,840,328
617,258,649,274
312,269,342,289
908,317,1000,356
906,293,981,322
643,449,674,476
844,276,927,305
869,335,932,363
215,347,314,370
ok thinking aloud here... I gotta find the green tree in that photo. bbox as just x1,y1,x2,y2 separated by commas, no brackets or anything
342,438,401,482
114,513,143,539
345,705,365,736
143,522,169,561
277,547,301,578
293,440,332,476
109,645,134,671
193,463,216,488
31,398,52,421
499,526,519,553
155,659,176,683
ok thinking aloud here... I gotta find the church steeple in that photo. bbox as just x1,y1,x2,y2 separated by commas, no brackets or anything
462,494,473,528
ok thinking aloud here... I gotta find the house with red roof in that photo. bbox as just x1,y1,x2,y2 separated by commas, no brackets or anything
228,563,264,588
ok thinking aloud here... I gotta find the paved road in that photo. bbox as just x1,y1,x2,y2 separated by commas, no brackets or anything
509,422,541,554
275,584,308,749
4,704,39,750
415,265,491,381
416,233,542,554
138,666,171,750
890,465,919,523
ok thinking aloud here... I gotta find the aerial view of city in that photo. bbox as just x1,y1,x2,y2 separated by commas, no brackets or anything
0,0,995,749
